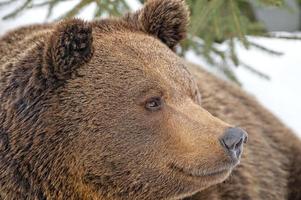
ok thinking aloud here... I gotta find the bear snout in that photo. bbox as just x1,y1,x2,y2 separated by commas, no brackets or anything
219,127,248,162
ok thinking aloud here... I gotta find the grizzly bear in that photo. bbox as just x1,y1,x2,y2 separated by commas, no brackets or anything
0,0,300,199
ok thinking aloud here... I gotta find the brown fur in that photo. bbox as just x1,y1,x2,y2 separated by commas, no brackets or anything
0,0,300,199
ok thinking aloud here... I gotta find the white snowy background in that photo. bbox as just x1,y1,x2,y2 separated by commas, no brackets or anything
0,0,300,138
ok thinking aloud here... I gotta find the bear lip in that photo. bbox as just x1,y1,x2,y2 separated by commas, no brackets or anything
169,163,233,178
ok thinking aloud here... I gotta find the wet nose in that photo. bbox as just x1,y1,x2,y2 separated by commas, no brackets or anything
220,127,248,160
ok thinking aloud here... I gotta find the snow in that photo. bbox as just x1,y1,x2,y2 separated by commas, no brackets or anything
0,1,300,138
236,37,301,136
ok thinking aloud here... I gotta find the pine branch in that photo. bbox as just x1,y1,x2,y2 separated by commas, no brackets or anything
263,33,301,40
240,62,271,80
249,41,283,56
2,0,32,20
221,66,241,85
0,0,18,7
0,0,297,84
190,0,224,35
229,0,249,48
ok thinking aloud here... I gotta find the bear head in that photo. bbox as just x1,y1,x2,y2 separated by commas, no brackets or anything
0,0,247,199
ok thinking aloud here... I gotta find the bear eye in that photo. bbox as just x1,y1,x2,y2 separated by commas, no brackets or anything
145,97,163,111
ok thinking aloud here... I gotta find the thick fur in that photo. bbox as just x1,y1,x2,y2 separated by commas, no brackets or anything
0,0,300,199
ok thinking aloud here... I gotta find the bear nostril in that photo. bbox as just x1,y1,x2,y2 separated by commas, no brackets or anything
220,127,248,160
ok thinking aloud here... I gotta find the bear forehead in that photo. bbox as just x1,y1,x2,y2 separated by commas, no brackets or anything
87,29,195,92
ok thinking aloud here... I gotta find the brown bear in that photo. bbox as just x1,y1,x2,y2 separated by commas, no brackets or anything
0,0,300,199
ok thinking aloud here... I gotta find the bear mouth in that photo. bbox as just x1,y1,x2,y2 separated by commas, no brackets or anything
169,163,232,178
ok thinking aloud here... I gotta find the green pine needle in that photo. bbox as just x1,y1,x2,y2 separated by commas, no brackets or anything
0,0,299,84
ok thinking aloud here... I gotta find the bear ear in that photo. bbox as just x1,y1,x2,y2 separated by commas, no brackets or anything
125,0,189,50
43,19,93,81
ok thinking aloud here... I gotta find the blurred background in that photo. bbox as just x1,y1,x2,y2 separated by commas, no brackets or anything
0,0,300,137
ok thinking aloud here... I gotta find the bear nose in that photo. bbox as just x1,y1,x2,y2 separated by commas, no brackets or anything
219,127,248,160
